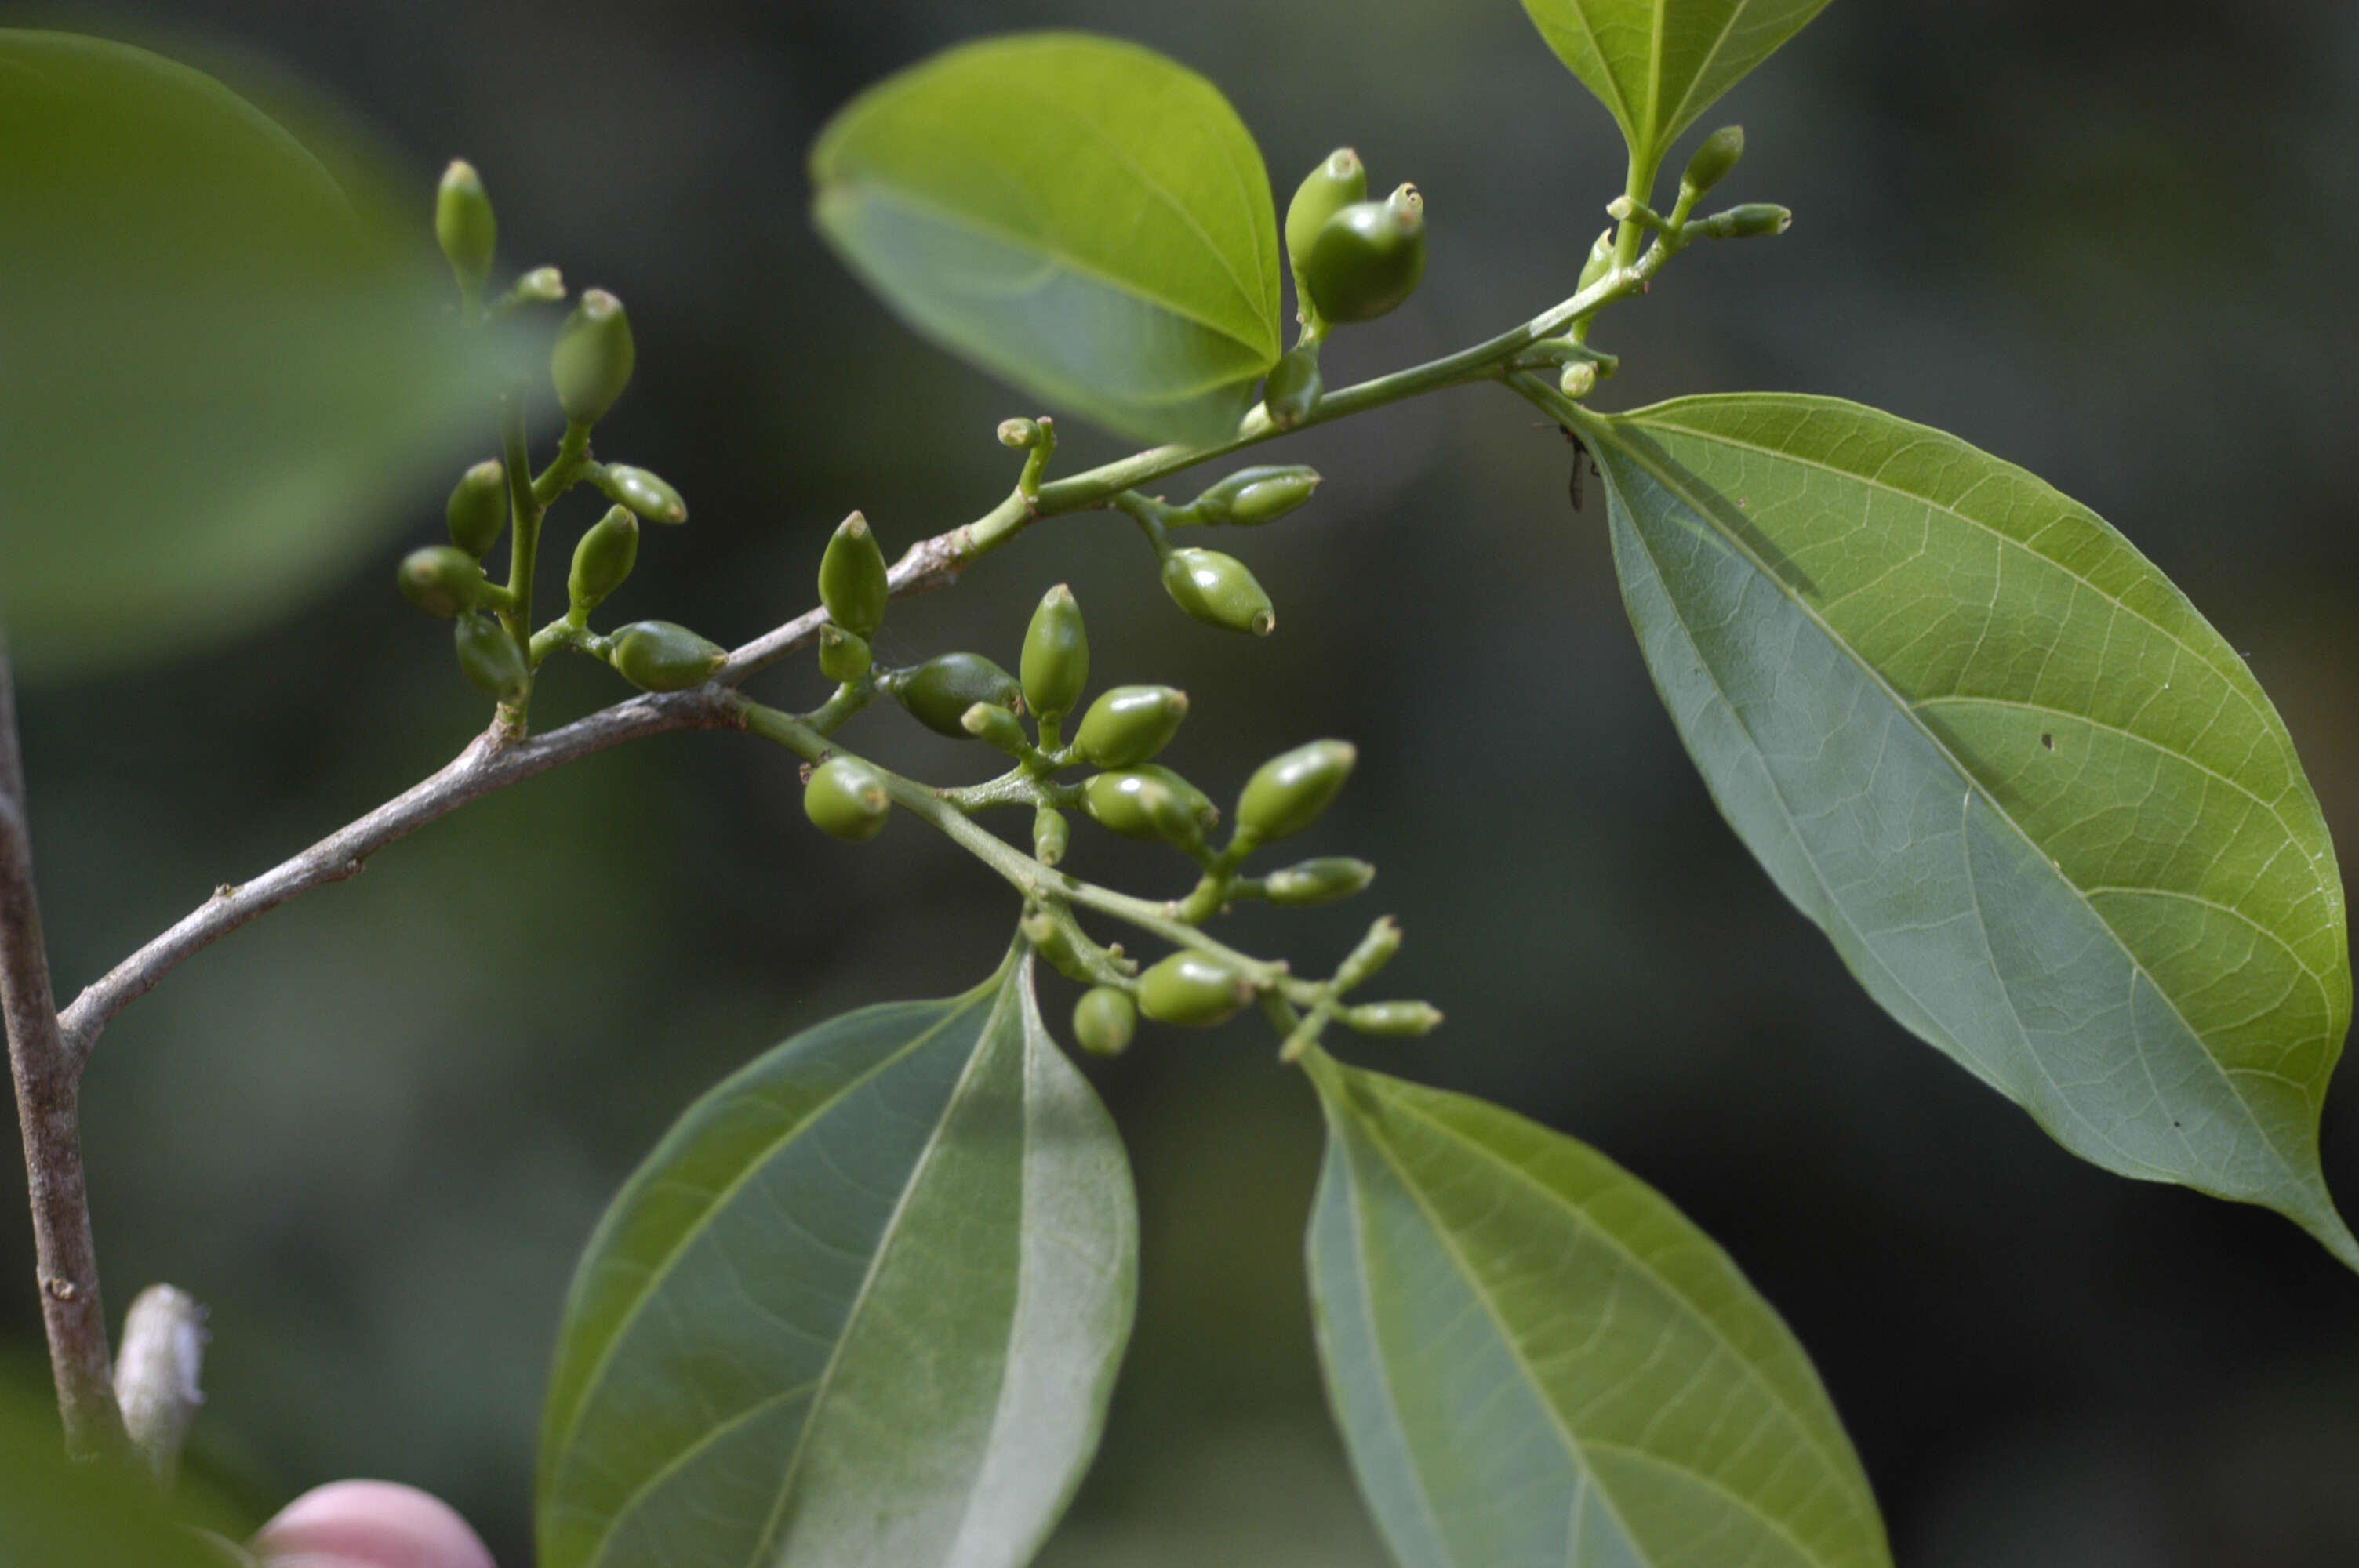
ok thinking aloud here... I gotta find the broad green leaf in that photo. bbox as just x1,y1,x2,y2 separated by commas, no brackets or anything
536,947,1136,1568
1305,1054,1890,1568
1579,390,2357,1267
809,32,1282,446
0,30,528,677
1520,0,1833,170
0,1383,227,1566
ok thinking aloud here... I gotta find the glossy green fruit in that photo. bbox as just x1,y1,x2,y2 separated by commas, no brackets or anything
1262,857,1376,906
1285,147,1366,307
550,289,635,425
804,755,890,842
1346,1000,1444,1036
1161,548,1274,637
1263,342,1321,429
434,160,496,302
1034,805,1070,866
1137,951,1253,1028
453,613,529,703
818,511,889,637
1681,125,1745,198
897,652,1020,736
1193,466,1321,527
609,620,725,691
816,624,871,685
398,546,492,618
569,506,638,613
601,464,686,524
1237,739,1357,844
1072,986,1138,1057
445,459,507,558
1020,583,1089,727
1085,765,1215,847
1303,184,1425,325
1074,685,1188,768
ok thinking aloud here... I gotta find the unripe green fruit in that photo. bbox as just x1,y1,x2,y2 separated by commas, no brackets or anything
1680,125,1744,198
1262,856,1376,906
1074,685,1188,768
453,614,528,703
445,459,507,557
1285,148,1367,309
1347,1000,1444,1036
1072,987,1138,1057
819,511,889,637
1194,466,1321,527
398,546,491,618
961,700,1027,753
898,652,1020,737
1303,184,1425,325
805,755,890,842
602,464,687,524
1238,739,1357,843
569,506,639,613
1161,548,1274,637
1085,765,1215,847
817,625,871,684
550,289,635,425
435,160,496,301
1560,360,1598,399
997,416,1044,449
1020,583,1089,726
1034,805,1070,866
1137,951,1253,1028
609,620,725,691
1263,343,1322,428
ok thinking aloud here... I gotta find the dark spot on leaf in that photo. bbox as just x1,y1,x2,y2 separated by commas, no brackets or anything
2041,733,2055,751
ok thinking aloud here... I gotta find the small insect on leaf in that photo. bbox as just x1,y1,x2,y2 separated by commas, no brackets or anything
1559,423,1590,512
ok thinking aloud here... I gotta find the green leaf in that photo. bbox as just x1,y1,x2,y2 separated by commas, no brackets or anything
1304,1053,1890,1568
810,31,1283,446
0,1383,227,1566
1578,390,2357,1267
1519,0,1833,170
536,946,1137,1568
0,30,529,678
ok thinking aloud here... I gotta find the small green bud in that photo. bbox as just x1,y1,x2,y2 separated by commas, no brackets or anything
998,416,1044,449
1074,685,1188,769
398,546,492,618
1576,227,1615,294
804,755,890,842
816,625,871,685
898,652,1020,737
1345,1000,1445,1036
444,460,507,558
453,613,528,703
609,619,725,691
1680,125,1745,199
1072,986,1138,1057
1303,183,1425,325
1559,359,1598,400
1237,739,1356,844
1336,916,1404,990
1285,147,1368,314
1085,765,1216,848
568,506,639,614
1262,857,1376,906
1707,203,1793,239
961,700,1027,753
434,160,496,303
1161,548,1275,637
1136,950,1254,1028
601,464,687,524
1193,466,1321,527
1263,343,1322,429
818,512,889,637
1020,584,1089,727
550,289,635,425
510,266,565,303
1034,805,1070,866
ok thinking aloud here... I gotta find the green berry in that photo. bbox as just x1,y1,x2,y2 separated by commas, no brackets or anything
805,755,890,842
453,613,528,703
818,511,889,637
1193,466,1321,527
569,506,639,614
398,546,492,619
601,464,687,524
445,459,507,558
1346,1000,1444,1036
817,625,871,685
1161,548,1274,637
1262,857,1376,906
1238,739,1356,844
1303,183,1425,325
1560,360,1598,399
897,652,1020,737
1285,147,1367,317
1020,583,1089,728
1072,987,1138,1057
609,620,725,691
1085,765,1215,848
434,160,496,303
1680,125,1744,199
1136,951,1254,1028
550,289,635,425
1034,805,1070,866
1074,685,1188,768
1263,343,1322,429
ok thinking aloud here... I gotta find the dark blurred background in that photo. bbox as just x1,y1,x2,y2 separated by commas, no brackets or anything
6,0,2359,1562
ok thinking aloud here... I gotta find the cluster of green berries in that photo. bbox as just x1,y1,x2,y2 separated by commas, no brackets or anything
1264,147,1428,428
